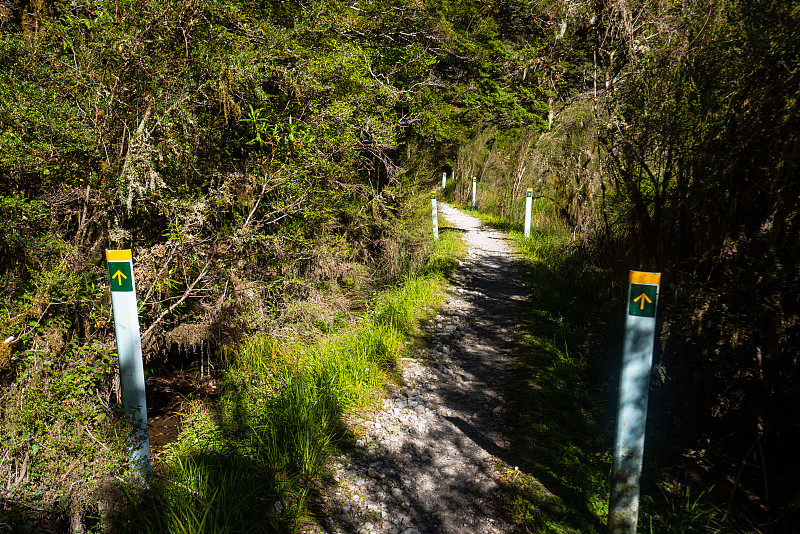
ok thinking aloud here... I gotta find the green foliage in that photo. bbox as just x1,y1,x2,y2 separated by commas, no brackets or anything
461,0,800,527
6,0,796,529
0,0,554,357
0,336,128,529
582,0,800,525
0,49,97,191
0,0,543,530
0,195,54,304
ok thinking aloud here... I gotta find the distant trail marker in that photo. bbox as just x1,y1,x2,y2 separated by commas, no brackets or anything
524,188,533,239
442,171,447,190
106,249,151,477
431,191,439,240
608,270,661,534
471,177,477,209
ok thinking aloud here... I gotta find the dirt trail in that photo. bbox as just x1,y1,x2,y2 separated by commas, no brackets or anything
315,204,528,534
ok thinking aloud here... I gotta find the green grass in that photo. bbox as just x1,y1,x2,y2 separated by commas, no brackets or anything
465,201,612,532
642,483,724,534
423,216,464,276
118,227,460,532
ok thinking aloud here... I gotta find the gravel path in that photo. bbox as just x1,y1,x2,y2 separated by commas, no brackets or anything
314,203,527,534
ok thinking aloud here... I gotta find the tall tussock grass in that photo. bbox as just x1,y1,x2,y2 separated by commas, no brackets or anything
375,274,445,333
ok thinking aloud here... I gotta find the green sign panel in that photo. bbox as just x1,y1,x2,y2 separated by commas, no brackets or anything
628,283,658,317
107,261,133,292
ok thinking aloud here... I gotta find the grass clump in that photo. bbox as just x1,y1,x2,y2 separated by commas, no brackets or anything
421,219,464,276
642,483,725,534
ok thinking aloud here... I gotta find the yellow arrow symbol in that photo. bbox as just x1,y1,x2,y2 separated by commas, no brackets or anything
633,293,652,310
112,270,128,286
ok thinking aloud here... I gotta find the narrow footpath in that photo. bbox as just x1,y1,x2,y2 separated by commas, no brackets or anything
314,204,529,534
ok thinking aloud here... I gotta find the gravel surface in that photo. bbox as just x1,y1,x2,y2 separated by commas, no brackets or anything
313,204,526,534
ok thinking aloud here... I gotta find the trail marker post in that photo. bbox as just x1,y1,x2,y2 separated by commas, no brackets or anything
608,270,661,534
471,177,477,209
524,188,533,239
106,249,151,477
431,191,439,240
442,171,447,190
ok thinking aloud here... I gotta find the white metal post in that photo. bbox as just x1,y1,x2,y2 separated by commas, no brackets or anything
431,191,439,240
608,270,661,534
106,250,151,477
471,177,477,209
524,188,533,239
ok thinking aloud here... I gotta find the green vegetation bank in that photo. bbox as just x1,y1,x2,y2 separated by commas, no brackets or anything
1,0,798,532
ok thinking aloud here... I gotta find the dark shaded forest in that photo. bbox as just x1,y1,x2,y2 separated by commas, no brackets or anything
1,0,798,531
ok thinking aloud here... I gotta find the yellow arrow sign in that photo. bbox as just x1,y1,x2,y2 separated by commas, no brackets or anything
112,269,128,286
633,292,653,310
